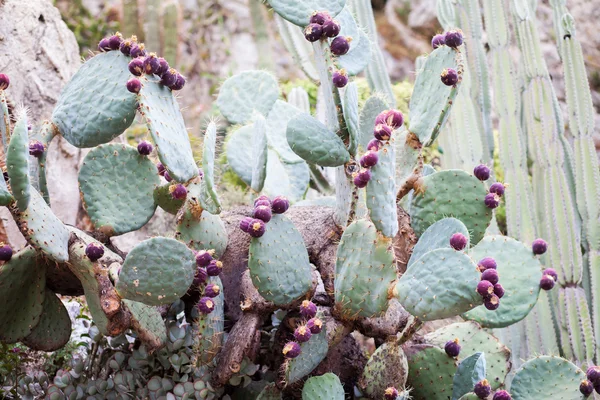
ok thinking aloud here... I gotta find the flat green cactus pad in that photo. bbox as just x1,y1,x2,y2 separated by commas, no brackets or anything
395,248,481,320
199,122,221,215
176,208,228,258
287,112,351,167
335,219,396,319
0,175,13,206
123,299,167,351
22,289,71,351
20,187,70,262
359,96,389,150
193,276,225,365
366,142,399,238
425,322,510,391
52,52,137,148
408,45,463,146
452,352,486,400
302,373,345,400
0,247,46,343
284,323,328,384
79,143,160,236
359,342,408,399
257,383,282,400
116,237,196,306
266,100,304,163
409,170,492,244
7,115,30,211
267,0,346,26
154,184,185,215
343,82,359,156
406,344,458,400
462,236,542,328
251,115,268,192
409,218,470,268
510,356,585,400
216,71,279,124
248,214,312,305
338,31,372,76
137,77,198,183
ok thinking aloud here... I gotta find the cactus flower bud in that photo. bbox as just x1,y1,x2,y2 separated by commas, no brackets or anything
444,338,461,357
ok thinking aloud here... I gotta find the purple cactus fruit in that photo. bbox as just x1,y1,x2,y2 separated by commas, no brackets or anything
360,151,379,168
367,139,383,151
353,169,372,188
239,216,254,233
156,57,169,76
282,341,301,359
120,38,135,56
431,33,446,49
375,109,404,129
374,124,393,141
494,283,505,299
543,268,558,282
310,11,331,25
129,43,147,58
253,205,272,223
169,184,188,200
489,182,505,196
197,297,215,314
492,390,512,400
481,268,499,285
126,78,142,94
532,238,548,255
580,380,594,397
108,33,123,50
98,37,111,52
477,257,497,272
322,19,341,38
450,232,468,250
128,58,145,76
306,317,323,334
164,171,172,182
196,250,213,267
294,325,312,343
254,195,271,206
304,23,323,42
271,196,290,214
193,267,208,286
0,74,9,90
207,260,223,277
484,193,500,209
254,200,270,208
441,68,459,86
85,243,105,262
204,284,221,298
157,162,166,176
540,274,556,291
160,68,178,87
587,366,600,383
29,140,45,158
474,164,491,181
444,338,461,357
0,243,13,261
299,300,317,319
445,29,464,48
170,74,186,91
137,140,153,155
330,36,351,56
143,53,160,75
248,219,266,238
384,387,399,400
484,294,500,310
476,280,494,298
332,69,349,88
474,379,492,399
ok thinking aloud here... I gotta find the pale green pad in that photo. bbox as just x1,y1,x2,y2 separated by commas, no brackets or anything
409,46,462,146
52,52,137,148
342,82,360,156
396,248,481,320
137,77,198,183
462,236,542,328
0,247,46,343
266,100,304,163
7,116,30,211
195,277,225,365
248,214,312,305
116,237,196,306
257,383,282,400
199,122,222,215
302,373,344,400
268,0,346,27
216,71,279,124
154,184,185,215
284,325,328,384
409,170,492,244
359,96,389,150
0,174,13,206
409,218,470,268
287,112,351,167
22,289,71,351
20,187,69,262
452,352,486,400
366,142,398,238
79,144,160,236
338,31,372,76
335,219,396,319
510,356,585,400
359,342,408,399
424,321,511,391
251,115,268,192
406,344,457,400
176,209,228,258
123,299,167,350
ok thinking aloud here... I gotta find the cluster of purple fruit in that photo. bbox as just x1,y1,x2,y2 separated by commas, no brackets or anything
155,161,194,201
528,238,555,291
239,195,290,238
476,257,504,311
430,30,464,87
193,249,223,314
472,380,512,400
282,300,324,359
473,164,506,209
580,365,600,396
354,109,404,188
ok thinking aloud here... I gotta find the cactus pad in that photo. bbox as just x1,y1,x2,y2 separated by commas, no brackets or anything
123,299,167,352
7,115,30,211
0,247,46,342
22,289,71,351
248,214,312,305
338,31,372,76
302,373,345,400
359,96,389,150
266,100,304,163
257,383,282,400
287,112,351,167
116,237,196,306
510,356,585,400
154,184,185,215
251,115,268,192
395,248,481,320
366,142,398,237
342,82,360,156
462,236,542,328
408,218,470,268
335,219,396,319
406,344,458,400
79,143,160,236
216,71,279,124
176,208,228,258
284,325,328,384
452,352,486,400
193,276,225,365
199,122,221,215
0,175,13,206
267,0,346,27
359,341,408,399
409,170,492,244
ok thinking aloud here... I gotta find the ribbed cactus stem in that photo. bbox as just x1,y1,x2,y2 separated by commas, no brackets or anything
121,0,144,41
144,0,161,53
274,15,319,81
160,0,181,66
249,0,274,71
